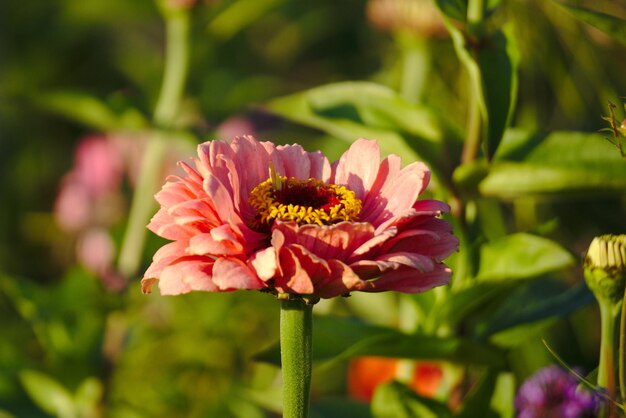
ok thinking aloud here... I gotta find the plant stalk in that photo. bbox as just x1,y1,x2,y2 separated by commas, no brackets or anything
117,7,190,278
280,299,313,418
599,300,617,418
617,289,626,410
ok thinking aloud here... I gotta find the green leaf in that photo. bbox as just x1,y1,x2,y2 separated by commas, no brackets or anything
476,233,575,281
311,398,373,418
263,81,461,184
557,3,626,45
435,281,521,328
20,370,77,418
481,130,626,197
476,26,519,159
474,279,594,341
329,333,507,369
372,381,453,418
36,91,134,131
256,316,507,368
255,316,392,364
443,16,519,160
434,0,467,22
455,369,499,418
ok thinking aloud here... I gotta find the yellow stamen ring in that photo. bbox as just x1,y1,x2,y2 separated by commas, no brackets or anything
248,176,361,227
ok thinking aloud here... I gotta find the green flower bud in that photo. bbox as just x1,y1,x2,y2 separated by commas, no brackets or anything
584,234,626,305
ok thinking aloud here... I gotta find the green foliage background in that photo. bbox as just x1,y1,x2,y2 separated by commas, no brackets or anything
1,0,626,416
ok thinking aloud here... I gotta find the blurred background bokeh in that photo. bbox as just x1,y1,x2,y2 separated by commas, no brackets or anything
2,0,626,417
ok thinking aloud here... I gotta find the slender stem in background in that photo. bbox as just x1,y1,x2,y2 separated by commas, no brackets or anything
599,301,617,418
117,8,190,278
397,33,429,104
617,289,626,410
280,299,313,418
461,0,484,165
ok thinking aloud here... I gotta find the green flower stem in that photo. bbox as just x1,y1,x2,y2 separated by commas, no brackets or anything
618,289,626,410
280,299,313,418
396,33,429,104
117,7,190,277
599,300,618,418
461,0,484,164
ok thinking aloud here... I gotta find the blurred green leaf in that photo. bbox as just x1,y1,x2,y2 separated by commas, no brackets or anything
255,315,393,363
557,3,626,45
455,369,499,418
331,333,507,368
434,0,468,22
475,280,593,341
257,315,507,368
36,91,134,131
74,378,103,418
476,233,575,281
0,411,16,418
435,281,520,329
208,0,285,40
264,81,462,184
20,370,77,418
372,381,452,418
311,398,373,418
482,130,626,197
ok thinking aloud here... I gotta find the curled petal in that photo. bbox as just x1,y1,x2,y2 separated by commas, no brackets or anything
366,263,451,293
159,257,217,295
250,247,278,281
212,257,264,290
273,221,375,261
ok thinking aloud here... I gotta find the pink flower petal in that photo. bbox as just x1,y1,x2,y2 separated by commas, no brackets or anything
333,139,381,200
273,221,375,261
212,257,264,290
159,258,217,295
366,264,451,293
316,259,373,298
250,247,278,281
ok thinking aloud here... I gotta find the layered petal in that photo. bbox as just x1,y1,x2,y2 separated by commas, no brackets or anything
143,136,457,299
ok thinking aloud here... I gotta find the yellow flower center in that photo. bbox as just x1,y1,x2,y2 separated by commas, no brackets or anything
248,176,361,228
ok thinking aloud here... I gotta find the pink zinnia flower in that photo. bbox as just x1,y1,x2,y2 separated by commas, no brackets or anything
142,136,458,299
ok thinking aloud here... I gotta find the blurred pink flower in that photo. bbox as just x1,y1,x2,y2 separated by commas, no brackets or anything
142,136,458,299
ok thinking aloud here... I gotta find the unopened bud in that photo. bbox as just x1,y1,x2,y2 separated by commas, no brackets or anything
584,235,626,304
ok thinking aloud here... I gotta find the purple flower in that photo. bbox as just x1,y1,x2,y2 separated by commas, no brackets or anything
515,366,599,418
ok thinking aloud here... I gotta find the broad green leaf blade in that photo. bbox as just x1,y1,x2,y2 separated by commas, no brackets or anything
256,316,507,368
476,26,519,159
441,13,519,160
328,333,507,369
434,0,468,22
36,91,145,131
434,281,520,328
372,381,453,418
20,370,77,418
476,233,575,281
311,398,373,418
482,130,626,197
474,279,593,341
254,316,393,364
558,3,626,45
263,81,461,183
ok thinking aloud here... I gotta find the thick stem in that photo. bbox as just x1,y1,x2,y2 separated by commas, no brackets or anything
617,289,626,410
280,299,313,418
599,301,617,418
117,9,190,277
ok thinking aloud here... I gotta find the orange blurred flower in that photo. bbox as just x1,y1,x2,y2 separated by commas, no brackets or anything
347,356,443,402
